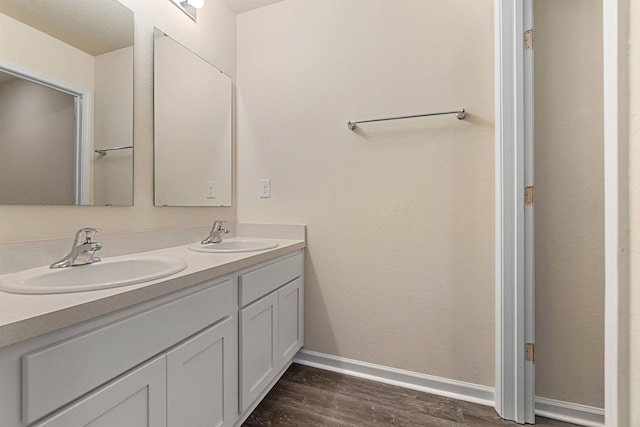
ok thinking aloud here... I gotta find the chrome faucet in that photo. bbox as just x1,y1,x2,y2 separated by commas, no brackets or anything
202,220,229,244
50,228,103,269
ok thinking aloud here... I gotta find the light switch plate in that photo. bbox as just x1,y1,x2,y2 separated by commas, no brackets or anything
206,181,216,199
259,179,271,198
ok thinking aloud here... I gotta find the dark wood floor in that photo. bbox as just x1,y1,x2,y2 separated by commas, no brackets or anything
243,364,579,426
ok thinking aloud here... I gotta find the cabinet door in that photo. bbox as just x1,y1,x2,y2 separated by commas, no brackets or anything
167,317,235,427
278,277,304,362
35,356,166,427
239,291,278,412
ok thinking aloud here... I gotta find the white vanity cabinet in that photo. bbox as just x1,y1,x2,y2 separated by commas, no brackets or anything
0,275,237,427
238,252,304,413
0,249,304,427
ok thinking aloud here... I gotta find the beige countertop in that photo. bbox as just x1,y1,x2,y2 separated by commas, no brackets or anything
0,238,305,348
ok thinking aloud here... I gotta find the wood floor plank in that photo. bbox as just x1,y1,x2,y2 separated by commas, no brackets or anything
243,364,581,427
280,364,465,423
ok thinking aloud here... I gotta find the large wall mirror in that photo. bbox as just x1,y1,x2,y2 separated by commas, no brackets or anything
154,28,232,207
0,0,134,206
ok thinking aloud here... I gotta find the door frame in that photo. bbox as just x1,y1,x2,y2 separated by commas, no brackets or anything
493,0,535,423
496,0,630,424
0,58,92,205
603,0,629,425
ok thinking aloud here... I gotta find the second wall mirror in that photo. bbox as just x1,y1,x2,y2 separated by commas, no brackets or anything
153,28,232,207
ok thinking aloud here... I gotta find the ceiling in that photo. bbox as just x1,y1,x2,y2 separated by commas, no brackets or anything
0,0,281,57
0,0,133,56
222,0,284,14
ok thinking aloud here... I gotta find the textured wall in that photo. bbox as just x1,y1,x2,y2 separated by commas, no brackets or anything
0,0,236,243
236,0,496,385
534,1,605,407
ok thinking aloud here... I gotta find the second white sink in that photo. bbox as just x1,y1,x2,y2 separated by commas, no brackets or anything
188,238,279,253
0,255,188,294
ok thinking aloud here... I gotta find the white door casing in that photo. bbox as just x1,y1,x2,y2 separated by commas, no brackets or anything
494,0,535,423
603,0,630,425
497,0,630,424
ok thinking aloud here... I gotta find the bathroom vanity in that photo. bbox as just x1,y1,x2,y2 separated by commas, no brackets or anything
0,238,305,426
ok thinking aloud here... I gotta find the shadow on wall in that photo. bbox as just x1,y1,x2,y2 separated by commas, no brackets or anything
302,245,338,354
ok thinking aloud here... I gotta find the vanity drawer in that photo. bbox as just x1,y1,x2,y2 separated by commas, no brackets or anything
22,277,233,425
239,252,303,307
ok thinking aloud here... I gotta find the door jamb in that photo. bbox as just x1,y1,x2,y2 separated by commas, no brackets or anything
603,0,629,425
494,0,535,423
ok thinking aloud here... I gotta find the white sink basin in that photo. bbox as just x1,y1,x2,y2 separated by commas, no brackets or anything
188,238,279,253
0,255,188,294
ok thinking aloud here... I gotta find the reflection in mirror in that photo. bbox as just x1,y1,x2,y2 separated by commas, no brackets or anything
154,29,232,207
0,70,76,204
0,0,134,206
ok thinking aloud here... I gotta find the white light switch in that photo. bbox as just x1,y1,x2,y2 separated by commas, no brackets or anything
206,181,216,199
259,179,271,198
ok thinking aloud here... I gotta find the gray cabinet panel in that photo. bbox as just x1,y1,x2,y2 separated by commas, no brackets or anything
238,251,305,416
239,253,302,307
34,356,166,427
167,317,235,427
239,292,278,412
278,277,304,362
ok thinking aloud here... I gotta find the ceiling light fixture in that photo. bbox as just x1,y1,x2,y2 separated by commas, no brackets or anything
170,0,200,21
187,0,205,8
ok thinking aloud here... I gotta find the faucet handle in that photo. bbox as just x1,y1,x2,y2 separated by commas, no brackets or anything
212,220,226,230
211,220,230,234
75,227,102,244
202,220,230,244
50,228,102,269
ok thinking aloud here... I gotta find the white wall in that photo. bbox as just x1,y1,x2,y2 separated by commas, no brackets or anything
0,0,236,243
629,0,640,423
534,0,604,408
237,0,495,385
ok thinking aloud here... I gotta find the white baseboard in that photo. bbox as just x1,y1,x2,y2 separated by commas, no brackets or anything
293,349,604,427
293,349,495,407
535,397,604,427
